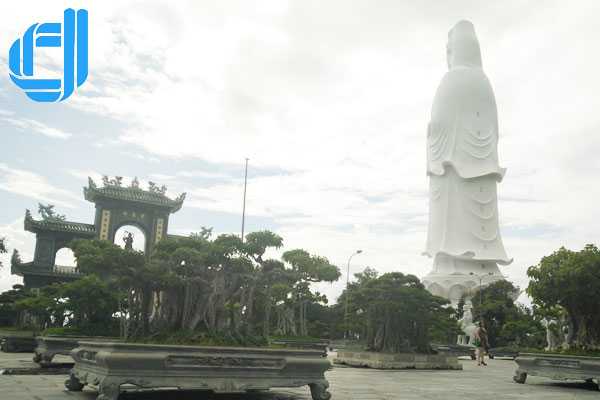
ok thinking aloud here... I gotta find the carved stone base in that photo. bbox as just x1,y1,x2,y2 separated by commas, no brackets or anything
70,341,331,400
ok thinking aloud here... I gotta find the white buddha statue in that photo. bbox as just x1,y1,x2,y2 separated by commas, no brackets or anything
422,21,512,303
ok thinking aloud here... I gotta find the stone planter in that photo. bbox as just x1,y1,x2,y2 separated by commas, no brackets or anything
334,350,462,370
270,338,329,355
66,341,332,400
513,352,600,385
34,336,118,365
0,335,36,353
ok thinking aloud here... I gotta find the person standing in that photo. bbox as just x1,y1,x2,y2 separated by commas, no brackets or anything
473,321,489,366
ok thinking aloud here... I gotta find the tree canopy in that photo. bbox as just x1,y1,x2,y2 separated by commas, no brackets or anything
60,231,340,343
469,280,544,348
0,284,27,326
15,276,120,335
527,244,600,349
338,268,460,353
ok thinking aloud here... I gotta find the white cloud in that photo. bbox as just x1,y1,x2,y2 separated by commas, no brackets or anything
1,117,72,139
0,164,81,208
65,169,103,182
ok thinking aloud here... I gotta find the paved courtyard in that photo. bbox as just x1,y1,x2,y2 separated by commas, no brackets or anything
1,352,599,400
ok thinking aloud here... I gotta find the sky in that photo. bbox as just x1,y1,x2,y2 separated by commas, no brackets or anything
1,0,600,306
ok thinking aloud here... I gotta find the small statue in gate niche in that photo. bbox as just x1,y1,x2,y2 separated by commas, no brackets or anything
123,231,134,250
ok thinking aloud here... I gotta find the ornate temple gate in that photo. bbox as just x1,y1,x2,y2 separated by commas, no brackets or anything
12,176,186,288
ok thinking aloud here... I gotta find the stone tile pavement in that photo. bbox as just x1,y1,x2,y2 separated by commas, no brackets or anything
1,352,599,399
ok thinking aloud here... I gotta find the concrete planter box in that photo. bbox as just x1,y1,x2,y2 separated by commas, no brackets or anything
270,338,329,355
513,352,600,385
334,350,462,370
0,335,36,353
34,336,118,365
66,341,331,400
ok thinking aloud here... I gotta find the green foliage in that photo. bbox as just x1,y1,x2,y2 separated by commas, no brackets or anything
282,249,341,283
429,304,463,345
470,280,544,348
0,284,30,326
64,231,340,342
42,325,118,337
15,275,121,335
59,275,120,328
527,244,600,348
71,239,146,279
339,269,459,353
244,231,283,260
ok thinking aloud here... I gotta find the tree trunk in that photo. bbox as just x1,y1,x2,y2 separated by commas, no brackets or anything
263,287,272,338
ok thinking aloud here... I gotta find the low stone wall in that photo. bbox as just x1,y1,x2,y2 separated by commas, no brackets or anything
334,350,462,370
514,352,600,385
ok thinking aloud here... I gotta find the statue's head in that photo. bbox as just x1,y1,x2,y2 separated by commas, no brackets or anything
446,20,482,69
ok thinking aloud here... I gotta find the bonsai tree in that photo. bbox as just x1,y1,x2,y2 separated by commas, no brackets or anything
0,284,29,327
15,276,120,335
66,230,341,344
470,280,544,348
341,269,459,353
527,244,600,349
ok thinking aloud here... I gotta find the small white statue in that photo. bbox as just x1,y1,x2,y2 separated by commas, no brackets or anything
542,318,561,352
458,300,477,346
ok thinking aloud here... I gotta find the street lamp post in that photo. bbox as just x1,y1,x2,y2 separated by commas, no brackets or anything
469,271,493,317
344,250,363,341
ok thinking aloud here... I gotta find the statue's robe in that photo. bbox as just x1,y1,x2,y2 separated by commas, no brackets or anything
424,21,511,269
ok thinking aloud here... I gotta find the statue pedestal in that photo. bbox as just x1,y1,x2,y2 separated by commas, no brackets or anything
422,270,504,304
